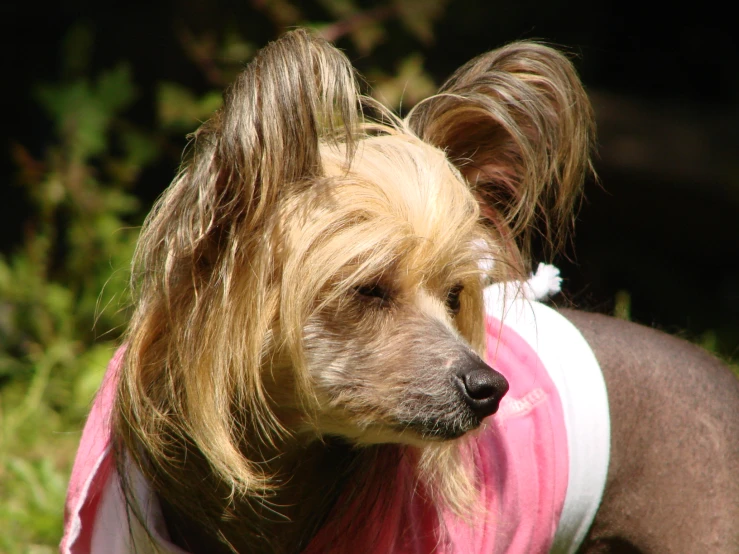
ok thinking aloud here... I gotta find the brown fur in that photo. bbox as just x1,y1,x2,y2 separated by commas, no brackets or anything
112,29,594,552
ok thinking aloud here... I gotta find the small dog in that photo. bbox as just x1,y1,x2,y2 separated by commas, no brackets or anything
62,30,739,553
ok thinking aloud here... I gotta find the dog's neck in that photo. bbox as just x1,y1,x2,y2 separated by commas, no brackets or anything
160,435,399,553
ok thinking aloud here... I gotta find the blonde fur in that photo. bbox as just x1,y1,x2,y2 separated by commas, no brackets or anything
113,29,594,553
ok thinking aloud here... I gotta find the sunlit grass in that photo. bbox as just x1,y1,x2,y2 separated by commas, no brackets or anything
0,343,114,551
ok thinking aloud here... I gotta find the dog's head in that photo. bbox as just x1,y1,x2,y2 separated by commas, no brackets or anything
281,133,508,445
116,29,593,510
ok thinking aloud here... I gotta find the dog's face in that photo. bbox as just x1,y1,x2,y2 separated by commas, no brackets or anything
268,135,508,445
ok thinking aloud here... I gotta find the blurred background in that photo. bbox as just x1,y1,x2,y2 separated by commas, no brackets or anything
1,1,737,549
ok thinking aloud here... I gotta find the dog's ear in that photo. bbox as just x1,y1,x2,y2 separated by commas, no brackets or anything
196,28,359,230
141,29,361,285
406,42,595,254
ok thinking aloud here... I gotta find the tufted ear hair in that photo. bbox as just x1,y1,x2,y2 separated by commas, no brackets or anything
177,28,360,242
215,29,359,222
406,42,595,260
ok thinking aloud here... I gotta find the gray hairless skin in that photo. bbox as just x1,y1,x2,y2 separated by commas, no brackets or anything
563,310,739,553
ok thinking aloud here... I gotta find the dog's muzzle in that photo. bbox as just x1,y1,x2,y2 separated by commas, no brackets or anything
454,355,509,421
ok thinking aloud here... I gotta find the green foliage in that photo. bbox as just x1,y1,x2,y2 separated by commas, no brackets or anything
35,65,137,161
0,30,150,550
157,82,223,132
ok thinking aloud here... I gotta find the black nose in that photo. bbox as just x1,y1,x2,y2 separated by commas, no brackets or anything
455,359,509,420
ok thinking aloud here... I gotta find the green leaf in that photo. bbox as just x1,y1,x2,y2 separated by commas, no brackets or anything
319,0,359,18
96,64,137,113
396,0,448,44
221,30,255,62
157,81,222,131
350,23,386,55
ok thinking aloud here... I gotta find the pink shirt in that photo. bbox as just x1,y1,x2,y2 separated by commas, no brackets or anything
61,310,578,553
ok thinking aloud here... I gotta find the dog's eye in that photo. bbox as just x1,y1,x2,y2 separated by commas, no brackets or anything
355,284,390,303
446,284,464,316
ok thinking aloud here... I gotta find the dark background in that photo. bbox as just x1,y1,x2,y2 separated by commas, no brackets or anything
3,1,738,358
